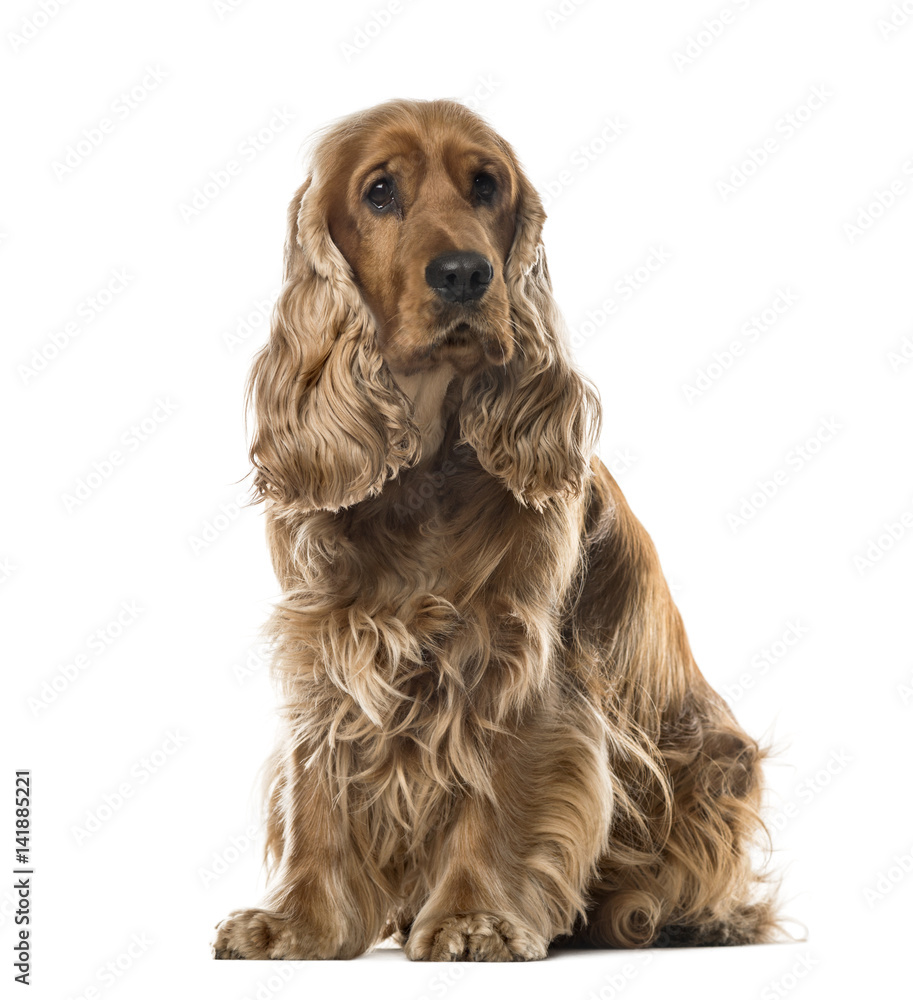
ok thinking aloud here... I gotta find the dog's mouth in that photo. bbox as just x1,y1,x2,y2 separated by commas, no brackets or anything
381,307,514,377
430,318,513,368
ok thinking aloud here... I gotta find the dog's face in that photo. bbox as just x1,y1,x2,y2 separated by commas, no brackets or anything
319,106,521,375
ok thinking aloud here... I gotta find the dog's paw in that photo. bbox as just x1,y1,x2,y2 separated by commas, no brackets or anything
213,909,296,960
405,912,547,962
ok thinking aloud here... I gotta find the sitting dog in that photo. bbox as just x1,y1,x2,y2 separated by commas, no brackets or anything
213,99,779,962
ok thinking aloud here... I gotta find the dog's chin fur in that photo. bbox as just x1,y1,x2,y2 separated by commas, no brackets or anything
214,98,782,963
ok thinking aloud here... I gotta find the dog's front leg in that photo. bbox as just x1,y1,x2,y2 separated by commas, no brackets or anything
404,703,612,962
213,734,387,960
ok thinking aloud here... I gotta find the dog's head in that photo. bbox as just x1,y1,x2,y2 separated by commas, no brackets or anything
248,99,598,512
316,100,529,376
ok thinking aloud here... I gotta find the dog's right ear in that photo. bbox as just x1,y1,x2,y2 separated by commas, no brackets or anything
246,179,419,512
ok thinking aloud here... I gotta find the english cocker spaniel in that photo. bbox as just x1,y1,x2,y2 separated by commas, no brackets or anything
213,98,779,962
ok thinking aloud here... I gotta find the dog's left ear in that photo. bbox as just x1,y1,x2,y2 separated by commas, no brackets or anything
460,168,600,510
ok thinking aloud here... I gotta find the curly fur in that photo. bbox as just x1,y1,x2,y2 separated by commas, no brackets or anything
213,99,781,962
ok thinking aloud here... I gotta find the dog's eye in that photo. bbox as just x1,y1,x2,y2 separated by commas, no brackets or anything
367,178,395,210
474,173,496,203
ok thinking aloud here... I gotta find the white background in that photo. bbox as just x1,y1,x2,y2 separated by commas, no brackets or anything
3,0,912,997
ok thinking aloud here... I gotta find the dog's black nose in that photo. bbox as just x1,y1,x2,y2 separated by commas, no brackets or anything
425,251,493,303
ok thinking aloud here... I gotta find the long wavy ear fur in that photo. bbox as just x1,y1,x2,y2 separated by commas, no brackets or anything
247,179,419,511
460,170,600,510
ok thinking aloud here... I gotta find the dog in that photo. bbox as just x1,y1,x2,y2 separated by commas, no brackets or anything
213,98,779,962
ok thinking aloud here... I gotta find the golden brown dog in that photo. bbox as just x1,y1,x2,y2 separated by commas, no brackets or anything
213,98,779,962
